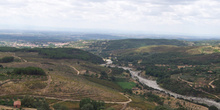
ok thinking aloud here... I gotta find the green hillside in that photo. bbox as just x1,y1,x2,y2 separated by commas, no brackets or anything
92,39,188,52
0,47,104,64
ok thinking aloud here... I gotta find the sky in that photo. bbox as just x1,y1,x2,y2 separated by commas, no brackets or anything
0,0,220,37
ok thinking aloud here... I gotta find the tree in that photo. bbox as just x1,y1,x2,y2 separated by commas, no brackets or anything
154,106,170,110
208,106,218,110
13,67,46,75
37,102,51,110
79,98,105,110
21,96,35,108
81,103,94,110
100,71,108,79
0,56,14,63
53,103,68,110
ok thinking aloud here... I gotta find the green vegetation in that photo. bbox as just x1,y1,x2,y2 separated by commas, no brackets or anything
1,38,220,110
0,66,47,81
81,63,108,74
194,40,220,46
0,98,14,106
208,105,218,110
209,79,220,93
111,67,124,75
100,71,108,79
79,98,105,110
128,95,155,110
0,73,47,81
0,56,14,63
46,99,60,104
154,106,171,110
53,103,69,110
154,106,187,110
115,52,220,66
0,47,104,64
25,81,47,89
116,82,136,89
85,77,123,92
57,101,80,110
13,67,46,75
92,39,188,52
157,78,204,96
37,48,104,64
145,65,173,78
21,96,50,110
145,92,164,105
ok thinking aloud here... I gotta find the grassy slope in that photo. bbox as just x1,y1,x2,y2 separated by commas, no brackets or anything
128,95,155,110
112,45,220,55
103,39,188,51
0,51,127,102
116,82,136,89
0,47,104,64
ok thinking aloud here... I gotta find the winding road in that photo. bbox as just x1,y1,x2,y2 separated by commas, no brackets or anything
69,65,80,75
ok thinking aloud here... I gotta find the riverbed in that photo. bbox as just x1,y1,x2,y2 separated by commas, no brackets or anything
103,59,220,109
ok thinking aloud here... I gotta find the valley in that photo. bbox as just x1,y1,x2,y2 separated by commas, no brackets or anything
0,38,220,110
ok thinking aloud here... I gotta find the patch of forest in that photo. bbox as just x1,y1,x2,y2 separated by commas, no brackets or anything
0,47,104,64
204,79,220,95
90,39,188,52
0,56,14,63
13,67,46,76
114,52,220,66
157,78,205,97
194,40,220,46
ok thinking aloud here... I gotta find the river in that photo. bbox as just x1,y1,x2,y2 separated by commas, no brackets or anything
103,59,220,109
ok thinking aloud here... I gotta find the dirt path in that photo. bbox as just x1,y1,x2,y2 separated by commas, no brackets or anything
108,68,112,74
178,76,194,87
178,76,220,99
0,79,11,86
69,65,80,75
119,94,132,110
209,79,218,88
0,105,15,109
0,93,132,109
49,100,64,110
12,53,28,62
0,105,37,110
42,75,52,94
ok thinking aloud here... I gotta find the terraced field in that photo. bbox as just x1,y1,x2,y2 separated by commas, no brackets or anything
0,52,128,104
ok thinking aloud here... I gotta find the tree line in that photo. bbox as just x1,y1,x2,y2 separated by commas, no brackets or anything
0,56,14,63
13,67,46,76
0,47,104,64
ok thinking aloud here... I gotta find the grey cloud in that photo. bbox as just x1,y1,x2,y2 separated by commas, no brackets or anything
0,0,220,36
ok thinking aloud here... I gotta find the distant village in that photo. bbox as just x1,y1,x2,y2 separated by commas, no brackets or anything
0,40,86,48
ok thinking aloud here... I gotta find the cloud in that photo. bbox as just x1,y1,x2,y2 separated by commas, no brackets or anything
0,0,220,36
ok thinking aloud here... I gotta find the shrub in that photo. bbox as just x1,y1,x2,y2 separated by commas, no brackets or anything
13,67,46,75
0,56,14,63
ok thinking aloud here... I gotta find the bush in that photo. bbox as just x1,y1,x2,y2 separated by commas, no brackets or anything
21,96,35,108
208,105,218,110
154,106,170,110
22,96,50,110
0,56,14,63
13,67,46,75
145,92,164,105
80,98,105,110
53,103,69,110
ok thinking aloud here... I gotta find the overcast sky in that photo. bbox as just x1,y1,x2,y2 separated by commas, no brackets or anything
0,0,220,37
